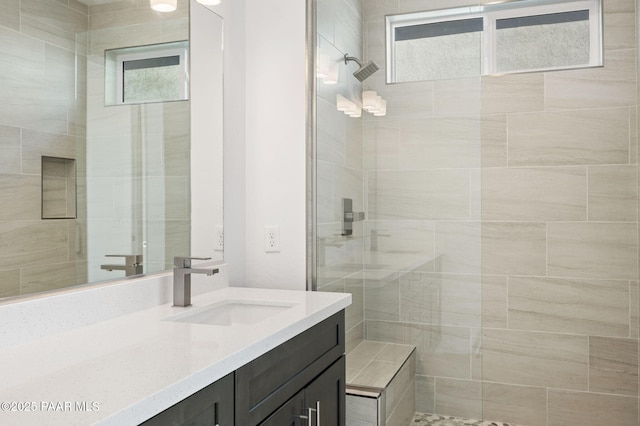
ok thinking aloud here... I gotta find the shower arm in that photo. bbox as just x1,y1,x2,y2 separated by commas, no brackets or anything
344,54,363,67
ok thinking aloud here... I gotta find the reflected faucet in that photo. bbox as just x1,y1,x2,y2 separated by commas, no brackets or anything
173,256,219,307
100,254,143,277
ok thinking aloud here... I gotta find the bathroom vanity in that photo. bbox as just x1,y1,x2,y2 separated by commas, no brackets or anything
0,275,350,426
143,311,345,425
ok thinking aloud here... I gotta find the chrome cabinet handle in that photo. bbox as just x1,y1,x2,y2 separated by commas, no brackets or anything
298,401,320,425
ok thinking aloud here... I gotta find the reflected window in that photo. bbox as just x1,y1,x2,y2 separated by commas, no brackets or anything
386,0,602,83
105,41,189,105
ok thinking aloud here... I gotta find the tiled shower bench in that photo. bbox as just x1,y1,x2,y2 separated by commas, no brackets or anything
345,341,416,425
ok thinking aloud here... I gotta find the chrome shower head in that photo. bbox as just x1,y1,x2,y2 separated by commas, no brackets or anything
344,54,379,82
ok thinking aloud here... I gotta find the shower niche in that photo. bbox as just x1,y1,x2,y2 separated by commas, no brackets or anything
41,156,77,220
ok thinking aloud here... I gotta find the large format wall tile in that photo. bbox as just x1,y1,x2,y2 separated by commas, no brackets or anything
507,108,630,166
0,174,41,221
371,78,435,120
545,49,636,110
0,269,20,297
481,73,544,114
364,270,399,321
547,222,638,280
548,389,638,426
602,0,636,51
365,220,434,260
433,78,481,117
21,0,87,51
401,273,481,327
482,167,587,221
0,221,68,269
435,378,482,420
589,337,638,396
587,165,638,221
407,323,471,380
345,273,364,331
435,221,480,274
369,170,470,220
398,117,481,169
482,275,507,329
0,0,19,31
21,261,77,294
0,125,20,174
366,319,406,345
481,222,546,276
480,114,507,168
88,0,187,31
631,282,639,339
482,382,547,426
415,375,435,413
22,129,76,174
363,121,400,171
508,277,630,337
482,329,589,389
88,18,189,54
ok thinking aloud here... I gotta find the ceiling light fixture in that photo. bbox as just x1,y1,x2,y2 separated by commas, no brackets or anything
150,0,177,12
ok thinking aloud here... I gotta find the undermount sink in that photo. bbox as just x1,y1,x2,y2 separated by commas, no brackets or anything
167,299,296,326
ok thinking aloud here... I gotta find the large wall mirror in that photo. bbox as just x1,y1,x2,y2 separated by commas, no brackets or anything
0,0,223,299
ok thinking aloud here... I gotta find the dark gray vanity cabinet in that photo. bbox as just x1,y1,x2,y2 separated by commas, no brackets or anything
236,311,345,426
140,372,234,426
259,357,345,426
139,311,345,426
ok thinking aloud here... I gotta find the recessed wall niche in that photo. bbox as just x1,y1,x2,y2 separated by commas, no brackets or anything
41,156,77,220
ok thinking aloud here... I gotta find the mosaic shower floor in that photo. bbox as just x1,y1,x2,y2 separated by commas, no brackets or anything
411,412,522,426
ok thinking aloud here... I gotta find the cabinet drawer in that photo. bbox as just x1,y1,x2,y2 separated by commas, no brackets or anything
236,311,345,425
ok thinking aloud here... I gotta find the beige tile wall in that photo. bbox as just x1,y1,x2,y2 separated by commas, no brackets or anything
0,0,88,297
360,0,640,423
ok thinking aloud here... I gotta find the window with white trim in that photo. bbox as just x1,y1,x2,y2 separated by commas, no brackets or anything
386,0,602,83
105,41,189,106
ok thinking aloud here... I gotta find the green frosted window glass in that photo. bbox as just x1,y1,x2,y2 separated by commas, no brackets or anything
395,31,481,82
123,56,182,103
496,11,590,72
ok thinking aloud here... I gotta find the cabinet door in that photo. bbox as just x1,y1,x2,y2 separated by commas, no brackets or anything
304,356,345,426
259,390,305,426
141,373,234,426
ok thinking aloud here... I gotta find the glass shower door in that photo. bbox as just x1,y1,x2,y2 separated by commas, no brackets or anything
313,0,483,423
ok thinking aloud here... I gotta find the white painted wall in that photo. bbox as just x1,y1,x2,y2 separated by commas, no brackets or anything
243,0,307,290
206,0,307,290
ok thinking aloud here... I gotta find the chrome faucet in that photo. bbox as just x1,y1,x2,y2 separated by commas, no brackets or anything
100,254,143,277
173,256,219,307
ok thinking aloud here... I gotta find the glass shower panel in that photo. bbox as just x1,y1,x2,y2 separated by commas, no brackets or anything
314,0,483,423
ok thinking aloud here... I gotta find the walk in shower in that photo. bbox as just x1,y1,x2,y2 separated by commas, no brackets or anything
311,0,640,424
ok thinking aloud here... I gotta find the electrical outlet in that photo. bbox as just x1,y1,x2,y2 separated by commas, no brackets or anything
264,226,280,253
215,226,224,251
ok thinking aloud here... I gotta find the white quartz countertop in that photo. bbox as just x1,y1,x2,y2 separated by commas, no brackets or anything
0,287,351,425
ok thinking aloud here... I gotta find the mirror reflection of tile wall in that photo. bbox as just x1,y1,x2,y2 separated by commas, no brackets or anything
0,0,191,298
85,0,190,282
0,0,89,297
